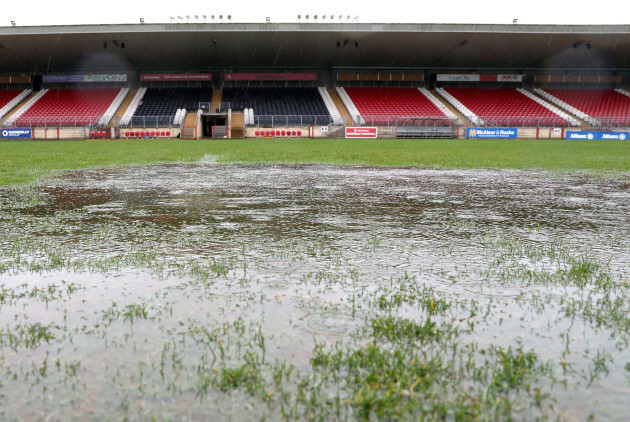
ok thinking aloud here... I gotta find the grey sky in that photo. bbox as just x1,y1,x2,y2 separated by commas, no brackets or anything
5,0,629,27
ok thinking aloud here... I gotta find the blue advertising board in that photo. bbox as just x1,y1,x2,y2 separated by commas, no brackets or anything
566,131,629,140
467,128,518,139
1,128,31,139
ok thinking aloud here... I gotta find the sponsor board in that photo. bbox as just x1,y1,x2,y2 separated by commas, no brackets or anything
43,75,85,83
437,74,480,82
497,74,523,82
437,74,523,82
566,131,630,140
141,73,212,81
86,74,127,82
43,74,127,83
1,128,31,139
467,128,518,139
345,127,378,139
224,73,317,81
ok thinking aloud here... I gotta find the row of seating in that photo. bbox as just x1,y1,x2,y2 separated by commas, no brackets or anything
344,87,447,117
441,88,570,127
90,130,108,138
123,130,172,137
542,89,630,125
134,87,213,117
14,89,120,126
222,87,330,117
254,129,303,137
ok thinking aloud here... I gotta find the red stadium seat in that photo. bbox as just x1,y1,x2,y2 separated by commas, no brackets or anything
297,130,302,136
445,88,571,127
150,130,156,137
135,130,140,137
255,130,260,136
292,130,296,136
161,131,166,136
265,130,270,136
90,131,96,138
166,130,171,136
14,88,120,128
140,131,145,137
124,131,130,137
281,130,286,136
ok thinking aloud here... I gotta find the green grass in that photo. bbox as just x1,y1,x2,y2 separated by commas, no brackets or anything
1,138,629,185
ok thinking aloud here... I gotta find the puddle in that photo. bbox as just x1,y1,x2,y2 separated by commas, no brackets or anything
0,164,629,420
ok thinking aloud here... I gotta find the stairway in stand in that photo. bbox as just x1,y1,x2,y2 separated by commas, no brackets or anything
181,113,198,139
230,112,244,139
328,88,352,125
2,91,39,122
210,89,223,112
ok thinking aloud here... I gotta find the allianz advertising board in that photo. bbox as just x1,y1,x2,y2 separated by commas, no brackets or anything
566,131,630,140
467,128,518,139
1,128,32,139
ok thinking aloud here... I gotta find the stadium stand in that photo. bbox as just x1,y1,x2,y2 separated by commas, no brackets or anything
9,88,120,126
440,88,572,127
221,87,330,126
0,90,32,119
129,87,212,128
343,88,448,125
534,89,630,127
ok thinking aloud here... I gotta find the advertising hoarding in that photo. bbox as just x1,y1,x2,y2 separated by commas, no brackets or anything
345,127,378,138
467,128,518,139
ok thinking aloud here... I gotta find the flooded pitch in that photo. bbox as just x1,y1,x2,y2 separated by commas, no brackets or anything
1,163,629,420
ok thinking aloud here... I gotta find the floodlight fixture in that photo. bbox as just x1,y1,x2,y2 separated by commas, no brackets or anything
11,20,16,26
266,17,271,22
513,18,518,24
139,18,144,23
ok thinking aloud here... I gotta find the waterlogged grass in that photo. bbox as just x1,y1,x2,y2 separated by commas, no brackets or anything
0,165,629,420
1,138,630,185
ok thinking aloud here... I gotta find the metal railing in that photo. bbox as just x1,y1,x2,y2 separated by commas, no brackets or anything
246,115,462,128
2,116,104,128
118,116,178,129
2,114,630,130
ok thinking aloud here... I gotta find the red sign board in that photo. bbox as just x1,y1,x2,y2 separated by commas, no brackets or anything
345,127,378,139
224,73,317,81
141,74,212,81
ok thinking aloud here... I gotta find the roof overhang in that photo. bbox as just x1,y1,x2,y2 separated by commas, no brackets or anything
0,22,629,73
